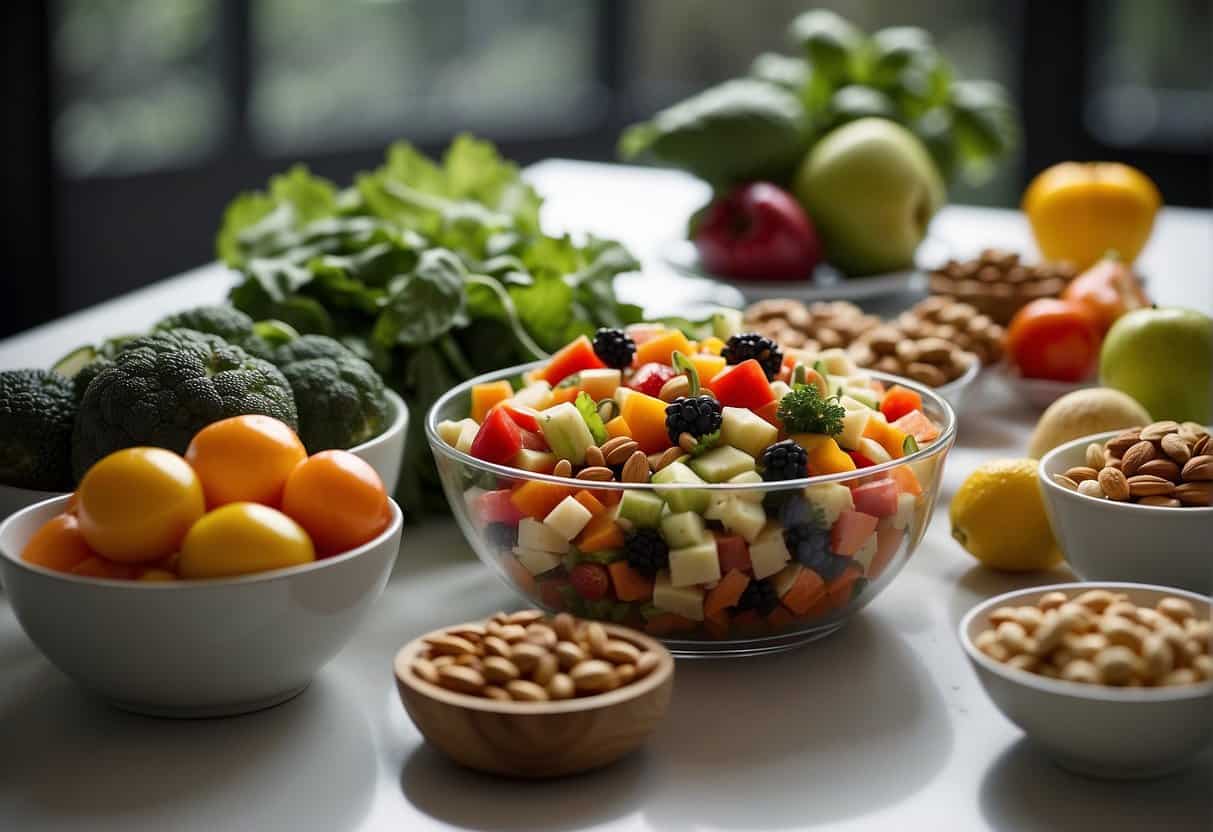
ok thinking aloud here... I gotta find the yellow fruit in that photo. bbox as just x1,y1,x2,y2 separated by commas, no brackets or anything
1027,387,1151,459
178,502,315,579
950,459,1062,572
76,447,205,563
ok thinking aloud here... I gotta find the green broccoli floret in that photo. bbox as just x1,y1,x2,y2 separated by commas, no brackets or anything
272,335,390,451
153,305,256,344
71,329,298,479
0,369,77,490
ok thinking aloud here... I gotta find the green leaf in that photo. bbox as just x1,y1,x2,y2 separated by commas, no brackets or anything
750,52,812,90
509,274,574,353
575,392,608,445
788,10,866,83
372,249,467,349
215,166,338,267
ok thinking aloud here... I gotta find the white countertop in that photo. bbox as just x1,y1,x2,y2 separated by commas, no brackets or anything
1,161,1210,832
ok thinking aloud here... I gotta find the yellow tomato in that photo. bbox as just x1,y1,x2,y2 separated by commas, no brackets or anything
178,502,315,579
185,415,306,508
76,448,205,563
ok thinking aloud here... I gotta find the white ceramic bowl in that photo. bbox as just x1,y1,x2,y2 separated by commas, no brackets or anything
996,362,1094,410
0,494,403,717
934,358,981,414
0,389,407,523
1039,430,1213,595
960,582,1213,779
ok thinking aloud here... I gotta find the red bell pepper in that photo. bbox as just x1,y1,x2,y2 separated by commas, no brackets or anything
708,359,775,410
498,400,541,432
469,406,522,464
539,335,605,385
879,385,923,423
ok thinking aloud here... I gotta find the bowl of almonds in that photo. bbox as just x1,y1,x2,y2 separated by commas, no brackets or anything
960,583,1212,779
393,610,674,778
1039,424,1213,594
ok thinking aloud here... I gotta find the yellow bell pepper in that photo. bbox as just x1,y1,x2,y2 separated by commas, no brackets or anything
1022,162,1161,271
790,434,856,475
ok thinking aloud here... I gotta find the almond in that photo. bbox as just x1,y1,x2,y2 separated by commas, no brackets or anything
649,446,683,472
1085,443,1106,469
1120,440,1157,476
553,459,573,478
1140,420,1180,442
622,450,650,483
576,466,615,482
584,445,606,468
1138,496,1182,508
1161,433,1192,465
1179,421,1210,442
1181,455,1213,482
1106,430,1143,456
1127,474,1174,498
678,432,698,453
1098,466,1130,501
1174,482,1213,507
659,375,691,402
1137,458,1181,482
602,437,640,466
1063,466,1099,483
1195,435,1211,456
1052,474,1079,491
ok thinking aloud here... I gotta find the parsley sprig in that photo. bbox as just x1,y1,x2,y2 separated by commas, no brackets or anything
777,382,846,436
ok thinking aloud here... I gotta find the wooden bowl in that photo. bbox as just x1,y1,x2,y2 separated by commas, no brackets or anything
393,621,675,778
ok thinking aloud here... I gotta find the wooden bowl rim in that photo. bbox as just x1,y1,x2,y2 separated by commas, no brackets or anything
394,619,675,716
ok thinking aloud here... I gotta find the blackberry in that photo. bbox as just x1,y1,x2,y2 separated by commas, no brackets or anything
484,522,518,551
785,522,831,570
625,528,669,576
721,333,783,380
761,439,808,481
665,395,723,444
592,328,636,369
736,578,780,616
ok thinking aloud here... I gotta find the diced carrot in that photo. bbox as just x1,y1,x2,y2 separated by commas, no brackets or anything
645,613,697,636
889,464,923,497
509,480,572,520
605,415,632,439
573,490,607,516
471,380,514,422
503,556,537,597
634,329,694,367
607,561,654,602
704,609,731,640
704,569,750,616
550,386,581,406
690,353,727,382
868,527,905,580
767,605,797,631
891,409,940,445
755,398,782,429
879,385,923,422
803,591,834,620
730,610,768,636
621,390,674,454
780,568,826,615
576,513,625,552
826,563,863,610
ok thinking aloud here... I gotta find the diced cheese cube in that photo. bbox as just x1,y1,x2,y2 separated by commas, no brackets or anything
802,481,854,526
852,533,879,572
749,523,791,580
704,496,729,522
669,539,721,587
544,496,593,541
512,381,553,410
719,497,767,543
720,406,779,459
455,419,480,453
512,546,562,576
728,470,766,503
771,562,805,598
653,570,705,620
517,517,570,554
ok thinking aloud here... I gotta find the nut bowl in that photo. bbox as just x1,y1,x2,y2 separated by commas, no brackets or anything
426,361,956,657
0,494,404,717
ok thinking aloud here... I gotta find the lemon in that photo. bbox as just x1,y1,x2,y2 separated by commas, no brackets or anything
949,459,1062,572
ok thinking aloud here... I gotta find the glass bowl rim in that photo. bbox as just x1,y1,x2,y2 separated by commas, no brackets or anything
426,360,957,492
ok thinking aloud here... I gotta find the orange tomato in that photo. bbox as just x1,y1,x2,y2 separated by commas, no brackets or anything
281,451,390,556
21,512,95,573
71,557,137,580
1004,299,1101,382
185,415,307,508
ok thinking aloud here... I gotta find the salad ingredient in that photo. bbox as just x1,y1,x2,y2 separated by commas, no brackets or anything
628,363,678,399
469,405,524,465
1005,298,1101,382
1060,256,1149,336
21,512,95,573
793,118,945,276
471,381,515,423
1053,423,1212,507
692,182,821,281
76,447,205,563
721,333,783,380
540,336,607,386
760,439,808,481
185,415,307,508
950,459,1062,572
665,395,723,444
1026,387,1152,459
927,250,1078,326
634,330,695,368
880,386,923,423
1100,307,1213,424
625,528,670,576
281,450,391,556
154,305,257,346
1022,162,1161,270
777,383,845,436
71,330,297,481
973,590,1211,687
708,360,775,410
178,502,315,579
592,328,637,370
271,335,390,452
0,369,76,490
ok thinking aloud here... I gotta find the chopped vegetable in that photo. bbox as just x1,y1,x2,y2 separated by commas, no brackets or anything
777,382,846,436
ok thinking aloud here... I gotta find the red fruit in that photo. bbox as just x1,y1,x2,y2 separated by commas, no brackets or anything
474,489,526,526
469,406,523,464
629,362,678,398
847,450,877,468
569,562,611,601
879,385,923,423
1004,298,1101,382
498,401,542,432
707,360,775,410
518,428,548,451
851,479,899,518
693,182,821,281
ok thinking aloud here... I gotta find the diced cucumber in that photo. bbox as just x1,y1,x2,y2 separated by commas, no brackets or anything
669,539,721,587
689,445,755,483
615,490,665,529
819,348,857,376
651,461,710,514
661,511,707,548
711,308,744,340
719,406,778,459
455,419,480,453
540,401,595,464
803,481,854,526
718,497,767,543
652,570,705,620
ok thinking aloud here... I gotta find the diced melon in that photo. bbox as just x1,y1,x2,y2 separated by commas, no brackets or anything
836,404,871,450
512,381,553,410
518,517,570,554
851,478,899,518
512,546,562,576
880,492,918,532
653,570,705,620
661,511,707,548
802,481,854,526
831,510,879,557
651,461,710,514
845,386,880,411
852,532,879,572
437,419,467,446
711,308,744,340
540,402,596,464
770,562,805,598
857,437,892,464
579,368,621,400
669,539,721,587
455,420,480,453
719,406,779,459
704,495,729,522
615,489,665,528
819,348,857,376
513,449,557,474
544,496,593,541
689,445,756,483
718,497,767,543
749,523,791,580
728,470,766,503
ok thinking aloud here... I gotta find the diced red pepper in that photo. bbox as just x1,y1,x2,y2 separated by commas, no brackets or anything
469,406,522,464
847,450,877,468
879,385,923,422
498,400,541,432
473,489,526,526
628,362,677,398
708,360,775,410
539,335,606,386
518,428,548,451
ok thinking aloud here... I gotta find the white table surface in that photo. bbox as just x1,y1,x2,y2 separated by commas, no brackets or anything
1,161,1211,832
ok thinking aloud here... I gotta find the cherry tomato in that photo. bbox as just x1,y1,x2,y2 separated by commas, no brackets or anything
21,512,95,573
281,451,391,556
76,448,205,563
178,502,315,578
185,415,306,508
1005,299,1101,382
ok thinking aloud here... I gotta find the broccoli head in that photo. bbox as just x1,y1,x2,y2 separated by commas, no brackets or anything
0,369,77,490
153,305,256,344
71,329,298,479
273,335,390,451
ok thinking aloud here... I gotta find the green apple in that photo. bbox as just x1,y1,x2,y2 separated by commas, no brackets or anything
793,117,945,276
1099,307,1213,424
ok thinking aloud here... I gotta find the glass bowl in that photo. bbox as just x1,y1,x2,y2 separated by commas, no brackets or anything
426,362,956,657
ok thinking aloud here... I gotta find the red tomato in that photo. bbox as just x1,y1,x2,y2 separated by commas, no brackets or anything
539,335,606,386
469,406,523,464
628,362,677,398
1005,299,1101,382
707,360,775,410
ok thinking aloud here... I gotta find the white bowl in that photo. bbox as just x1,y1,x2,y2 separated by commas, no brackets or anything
996,362,1094,410
960,582,1213,779
0,389,407,523
0,494,403,717
1039,430,1213,594
933,358,981,414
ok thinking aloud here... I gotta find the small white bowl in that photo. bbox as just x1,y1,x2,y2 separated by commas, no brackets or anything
996,362,1094,410
1039,430,1213,594
0,494,403,717
934,358,981,414
960,582,1213,779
